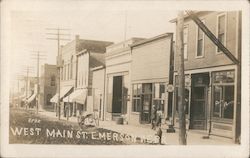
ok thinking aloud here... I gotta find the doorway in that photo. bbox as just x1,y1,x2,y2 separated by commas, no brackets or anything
112,76,123,114
190,73,209,130
140,83,152,124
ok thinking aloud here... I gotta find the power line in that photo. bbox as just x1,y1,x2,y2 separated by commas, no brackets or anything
45,27,71,120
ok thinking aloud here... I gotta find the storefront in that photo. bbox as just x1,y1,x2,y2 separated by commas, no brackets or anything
130,33,174,125
132,83,166,124
173,67,237,138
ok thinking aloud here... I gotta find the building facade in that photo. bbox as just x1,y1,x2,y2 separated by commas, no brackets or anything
129,33,174,125
51,35,113,118
104,38,145,122
171,11,241,141
39,64,57,111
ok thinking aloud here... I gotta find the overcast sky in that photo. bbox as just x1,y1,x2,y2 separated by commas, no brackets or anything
2,0,246,89
6,1,179,80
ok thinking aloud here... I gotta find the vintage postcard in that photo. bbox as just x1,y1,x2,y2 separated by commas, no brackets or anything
1,0,249,157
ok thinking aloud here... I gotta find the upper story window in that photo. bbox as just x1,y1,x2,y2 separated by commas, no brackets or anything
183,26,188,60
196,20,205,58
70,56,73,79
217,13,227,53
50,75,56,86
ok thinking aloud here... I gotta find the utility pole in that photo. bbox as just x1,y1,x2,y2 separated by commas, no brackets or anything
30,51,46,114
176,11,187,145
22,66,34,110
46,28,70,120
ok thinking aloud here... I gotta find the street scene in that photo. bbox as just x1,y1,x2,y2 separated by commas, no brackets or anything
8,5,242,146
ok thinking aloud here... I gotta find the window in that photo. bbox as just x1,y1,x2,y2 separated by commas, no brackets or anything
217,14,226,53
70,56,73,79
183,26,188,59
132,84,142,112
67,63,70,80
212,70,235,119
64,65,66,80
152,83,165,112
50,75,56,86
196,20,205,57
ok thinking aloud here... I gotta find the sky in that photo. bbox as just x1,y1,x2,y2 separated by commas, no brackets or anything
3,0,246,92
7,0,178,81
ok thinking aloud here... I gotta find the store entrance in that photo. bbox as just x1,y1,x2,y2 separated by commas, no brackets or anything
140,83,152,124
190,73,209,130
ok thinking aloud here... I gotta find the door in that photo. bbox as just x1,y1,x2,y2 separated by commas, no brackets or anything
190,86,207,129
140,83,152,124
112,76,123,113
190,73,209,130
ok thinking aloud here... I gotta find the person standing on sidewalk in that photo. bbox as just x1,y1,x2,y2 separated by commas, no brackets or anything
151,105,157,130
156,106,163,127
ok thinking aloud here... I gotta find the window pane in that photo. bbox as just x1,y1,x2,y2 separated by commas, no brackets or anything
154,83,160,98
213,85,234,119
218,15,225,34
213,70,235,83
197,39,203,56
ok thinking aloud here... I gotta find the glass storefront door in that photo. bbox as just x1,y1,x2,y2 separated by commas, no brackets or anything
140,83,152,124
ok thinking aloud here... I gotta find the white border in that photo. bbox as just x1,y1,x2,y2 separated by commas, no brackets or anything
1,0,249,158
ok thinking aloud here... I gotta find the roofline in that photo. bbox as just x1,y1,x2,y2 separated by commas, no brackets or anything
130,33,173,48
169,11,212,23
106,37,145,49
90,65,105,71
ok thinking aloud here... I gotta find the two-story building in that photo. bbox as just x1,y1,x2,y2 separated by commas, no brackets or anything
39,64,57,111
170,11,241,141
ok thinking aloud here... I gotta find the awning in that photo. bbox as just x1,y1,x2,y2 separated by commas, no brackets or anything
50,86,73,103
60,86,73,99
27,93,37,103
50,93,58,103
72,89,87,104
63,89,87,103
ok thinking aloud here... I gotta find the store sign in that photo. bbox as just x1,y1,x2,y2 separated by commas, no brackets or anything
167,84,174,92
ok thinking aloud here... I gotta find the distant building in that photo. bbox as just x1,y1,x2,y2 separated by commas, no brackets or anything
39,64,57,111
51,35,113,118
170,11,241,141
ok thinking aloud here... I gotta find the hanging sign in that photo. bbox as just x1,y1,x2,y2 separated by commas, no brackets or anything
166,84,174,92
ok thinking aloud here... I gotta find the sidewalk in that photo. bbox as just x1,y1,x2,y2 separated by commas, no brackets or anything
38,110,236,145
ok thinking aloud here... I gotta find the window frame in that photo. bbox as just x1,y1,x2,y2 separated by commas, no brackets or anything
216,12,227,54
132,84,142,113
211,70,235,121
195,19,205,58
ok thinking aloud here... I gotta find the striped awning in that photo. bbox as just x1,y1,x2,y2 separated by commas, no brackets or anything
27,93,37,103
63,89,87,103
72,89,87,104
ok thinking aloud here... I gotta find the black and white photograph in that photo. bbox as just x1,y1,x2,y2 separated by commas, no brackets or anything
0,0,249,158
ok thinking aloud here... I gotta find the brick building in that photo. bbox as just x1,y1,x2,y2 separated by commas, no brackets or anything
39,64,57,111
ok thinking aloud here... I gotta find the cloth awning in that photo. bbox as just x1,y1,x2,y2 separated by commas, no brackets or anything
50,93,58,103
62,89,86,102
50,86,73,103
27,93,37,103
72,89,88,104
60,86,73,99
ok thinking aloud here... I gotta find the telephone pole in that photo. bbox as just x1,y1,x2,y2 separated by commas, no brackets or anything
176,11,187,145
22,66,34,110
30,51,47,114
46,28,70,120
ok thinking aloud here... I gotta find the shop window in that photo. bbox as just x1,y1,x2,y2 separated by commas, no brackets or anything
152,83,165,112
132,84,142,112
212,70,234,119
